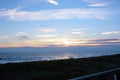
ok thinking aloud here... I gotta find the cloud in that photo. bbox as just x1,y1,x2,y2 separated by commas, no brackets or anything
71,31,87,36
17,36,29,40
72,32,83,35
92,39,120,42
18,0,59,9
17,32,27,35
63,38,120,46
88,3,109,7
83,0,111,7
0,36,8,40
72,28,87,31
0,8,108,21
15,32,27,36
1,37,120,47
35,34,57,38
71,28,87,36
46,0,58,5
37,28,56,32
16,32,29,40
102,31,120,35
91,38,120,45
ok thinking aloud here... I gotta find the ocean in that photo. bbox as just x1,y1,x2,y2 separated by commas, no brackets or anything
0,46,120,64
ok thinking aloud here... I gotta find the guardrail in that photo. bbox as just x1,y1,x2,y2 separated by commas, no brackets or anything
68,68,120,80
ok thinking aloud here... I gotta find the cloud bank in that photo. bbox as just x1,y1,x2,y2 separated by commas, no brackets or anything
0,8,108,21
83,0,111,7
102,31,120,35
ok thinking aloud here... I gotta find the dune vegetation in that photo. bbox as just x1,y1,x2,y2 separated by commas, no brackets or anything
0,54,120,80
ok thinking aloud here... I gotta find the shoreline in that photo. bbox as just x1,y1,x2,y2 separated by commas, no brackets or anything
0,53,120,64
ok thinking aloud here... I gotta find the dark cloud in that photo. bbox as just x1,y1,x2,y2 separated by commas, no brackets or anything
92,39,120,42
91,39,120,45
17,36,29,40
40,24,47,27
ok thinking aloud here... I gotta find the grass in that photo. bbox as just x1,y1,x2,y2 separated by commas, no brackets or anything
0,54,120,80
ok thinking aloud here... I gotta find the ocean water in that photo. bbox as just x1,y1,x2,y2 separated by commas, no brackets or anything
0,51,119,64
0,46,120,64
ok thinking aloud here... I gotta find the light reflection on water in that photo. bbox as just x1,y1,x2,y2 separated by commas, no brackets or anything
0,52,78,64
0,51,120,64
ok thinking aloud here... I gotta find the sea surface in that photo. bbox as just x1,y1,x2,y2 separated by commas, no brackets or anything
0,46,120,64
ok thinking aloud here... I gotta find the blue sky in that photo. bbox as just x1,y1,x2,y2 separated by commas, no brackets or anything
0,0,120,48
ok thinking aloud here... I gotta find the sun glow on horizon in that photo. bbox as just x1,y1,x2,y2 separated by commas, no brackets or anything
0,36,120,48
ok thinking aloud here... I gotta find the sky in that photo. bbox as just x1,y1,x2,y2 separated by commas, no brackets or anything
0,0,120,48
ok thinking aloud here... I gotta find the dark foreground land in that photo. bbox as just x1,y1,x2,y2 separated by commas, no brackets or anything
0,54,120,80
